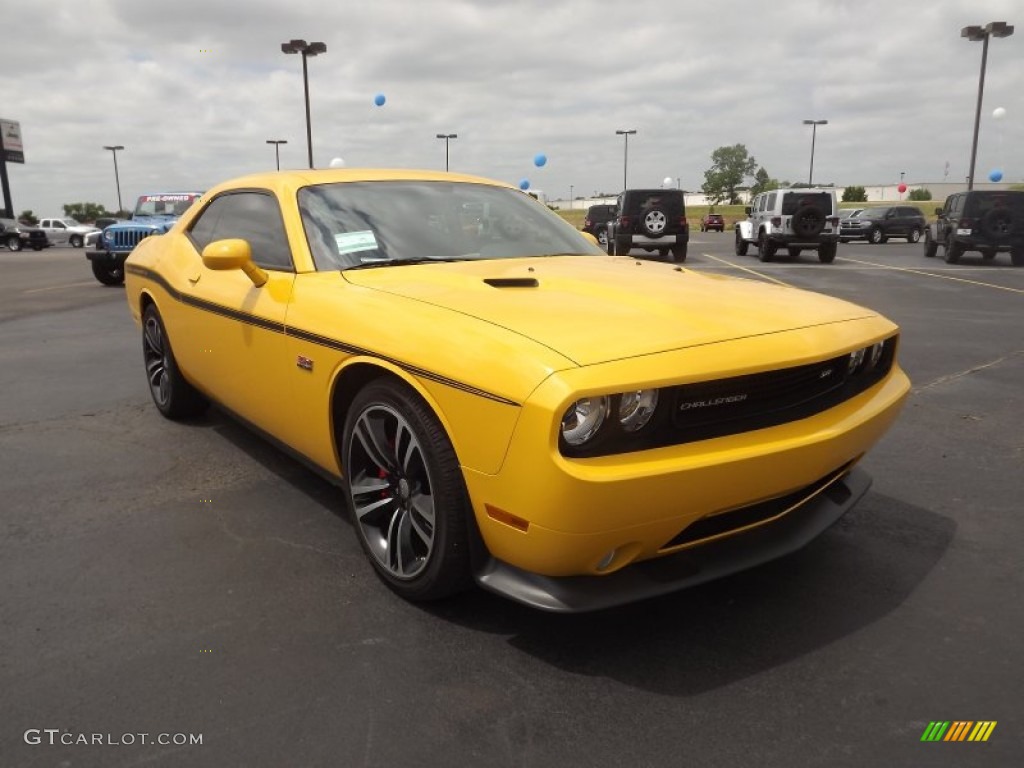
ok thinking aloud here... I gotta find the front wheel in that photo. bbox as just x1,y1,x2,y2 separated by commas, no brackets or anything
69,235,84,248
944,240,963,264
1011,249,1024,267
7,235,22,252
869,228,886,244
734,230,749,256
141,305,209,420
923,232,938,258
908,227,921,243
757,233,775,262
343,379,472,602
91,259,125,286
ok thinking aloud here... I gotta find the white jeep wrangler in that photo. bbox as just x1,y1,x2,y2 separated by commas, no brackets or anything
735,188,841,263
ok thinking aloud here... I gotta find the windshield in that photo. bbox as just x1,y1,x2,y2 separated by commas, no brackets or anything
133,193,202,217
860,208,889,219
299,180,602,270
62,218,82,226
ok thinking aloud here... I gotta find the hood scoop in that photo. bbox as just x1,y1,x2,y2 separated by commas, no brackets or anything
483,277,539,288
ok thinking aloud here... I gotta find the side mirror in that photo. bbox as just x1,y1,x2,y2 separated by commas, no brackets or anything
744,206,752,215
934,207,944,216
202,238,268,286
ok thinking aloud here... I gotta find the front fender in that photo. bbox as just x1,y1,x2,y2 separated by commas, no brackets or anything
737,220,755,241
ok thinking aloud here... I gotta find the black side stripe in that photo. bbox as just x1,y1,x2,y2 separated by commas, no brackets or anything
127,263,520,406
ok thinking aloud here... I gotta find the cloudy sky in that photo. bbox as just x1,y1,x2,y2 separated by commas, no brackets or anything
4,0,1021,216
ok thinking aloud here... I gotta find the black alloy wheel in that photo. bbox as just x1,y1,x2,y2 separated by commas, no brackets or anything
343,379,471,601
141,305,209,419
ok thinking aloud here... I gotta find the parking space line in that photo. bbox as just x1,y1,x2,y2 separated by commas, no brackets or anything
698,253,794,287
23,281,99,294
837,256,1024,295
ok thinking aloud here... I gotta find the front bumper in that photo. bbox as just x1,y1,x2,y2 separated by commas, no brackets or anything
476,465,871,612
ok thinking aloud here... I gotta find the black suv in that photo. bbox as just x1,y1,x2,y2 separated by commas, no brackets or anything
605,189,688,262
839,205,926,244
924,191,1024,266
582,204,616,248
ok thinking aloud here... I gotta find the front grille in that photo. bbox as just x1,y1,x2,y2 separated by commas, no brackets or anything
560,336,897,457
660,462,855,550
107,228,154,251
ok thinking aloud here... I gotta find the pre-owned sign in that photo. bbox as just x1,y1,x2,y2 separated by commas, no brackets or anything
0,119,25,164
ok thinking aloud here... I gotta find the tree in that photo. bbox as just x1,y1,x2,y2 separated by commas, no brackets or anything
701,144,757,205
842,186,867,203
749,166,780,197
907,188,932,201
19,210,38,225
62,202,111,222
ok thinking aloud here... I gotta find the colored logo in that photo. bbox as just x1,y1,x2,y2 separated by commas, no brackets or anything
921,721,997,742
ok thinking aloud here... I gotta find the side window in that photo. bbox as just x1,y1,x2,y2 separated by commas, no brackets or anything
188,191,293,271
766,192,777,212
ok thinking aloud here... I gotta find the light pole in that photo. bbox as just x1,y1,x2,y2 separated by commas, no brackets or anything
266,139,287,171
899,170,905,199
962,21,1014,190
281,39,327,170
615,129,636,190
802,120,827,186
435,133,457,171
103,145,125,213
569,185,573,209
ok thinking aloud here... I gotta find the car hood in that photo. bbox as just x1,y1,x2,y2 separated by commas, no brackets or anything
342,256,875,366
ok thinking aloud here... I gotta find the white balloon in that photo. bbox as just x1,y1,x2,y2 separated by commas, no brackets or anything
663,177,673,186
329,157,345,168
992,107,1007,120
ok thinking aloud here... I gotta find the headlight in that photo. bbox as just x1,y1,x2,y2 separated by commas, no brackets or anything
618,389,659,432
866,341,884,370
104,230,114,241
847,347,866,374
560,396,609,446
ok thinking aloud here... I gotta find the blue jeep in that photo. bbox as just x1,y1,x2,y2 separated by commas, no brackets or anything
86,192,203,285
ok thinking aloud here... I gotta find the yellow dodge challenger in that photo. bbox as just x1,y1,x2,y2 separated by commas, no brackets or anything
124,169,910,612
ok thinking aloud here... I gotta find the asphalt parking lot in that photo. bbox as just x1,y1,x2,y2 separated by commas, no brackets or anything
1,239,1021,767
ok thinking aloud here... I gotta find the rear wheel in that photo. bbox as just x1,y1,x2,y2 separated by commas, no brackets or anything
908,227,921,243
734,229,749,256
141,305,209,420
757,233,775,262
343,379,471,602
671,244,687,263
613,236,631,256
944,239,963,264
597,228,608,249
818,243,838,263
91,260,125,286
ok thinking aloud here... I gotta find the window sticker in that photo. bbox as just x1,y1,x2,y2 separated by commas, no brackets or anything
334,230,379,255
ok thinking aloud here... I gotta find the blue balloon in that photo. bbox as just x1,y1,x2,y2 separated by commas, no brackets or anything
374,93,386,107
519,179,531,190
989,169,1003,182
533,153,547,168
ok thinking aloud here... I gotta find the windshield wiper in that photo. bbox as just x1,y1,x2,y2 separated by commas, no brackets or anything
344,256,470,271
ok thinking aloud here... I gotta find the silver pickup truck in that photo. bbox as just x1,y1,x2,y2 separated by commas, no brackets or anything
37,217,100,248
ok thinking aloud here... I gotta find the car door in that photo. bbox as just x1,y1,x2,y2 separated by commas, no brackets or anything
40,219,67,245
178,190,297,438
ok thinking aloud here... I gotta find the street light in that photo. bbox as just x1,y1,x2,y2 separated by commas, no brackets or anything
569,185,573,209
899,170,905,199
962,21,1014,190
103,145,125,213
281,39,327,170
802,120,827,186
615,129,637,190
435,133,457,171
266,140,287,171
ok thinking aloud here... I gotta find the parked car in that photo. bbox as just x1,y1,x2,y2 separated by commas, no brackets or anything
86,193,202,285
84,218,128,251
582,204,616,248
700,213,725,232
37,217,100,248
838,208,864,220
605,188,689,261
839,206,926,244
1,218,51,251
123,168,909,612
735,188,840,263
924,190,1024,266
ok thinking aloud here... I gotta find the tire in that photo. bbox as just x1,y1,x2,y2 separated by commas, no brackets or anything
91,259,125,286
7,235,22,252
791,206,826,238
944,239,963,264
757,232,776,263
923,231,938,258
141,304,209,420
908,227,922,244
869,227,886,245
787,246,801,259
658,247,670,261
597,228,608,249
69,235,84,248
671,244,687,263
32,245,43,251
613,236,631,256
641,209,668,237
981,208,1013,238
734,229,749,256
818,242,837,263
343,379,471,602
1011,249,1024,267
